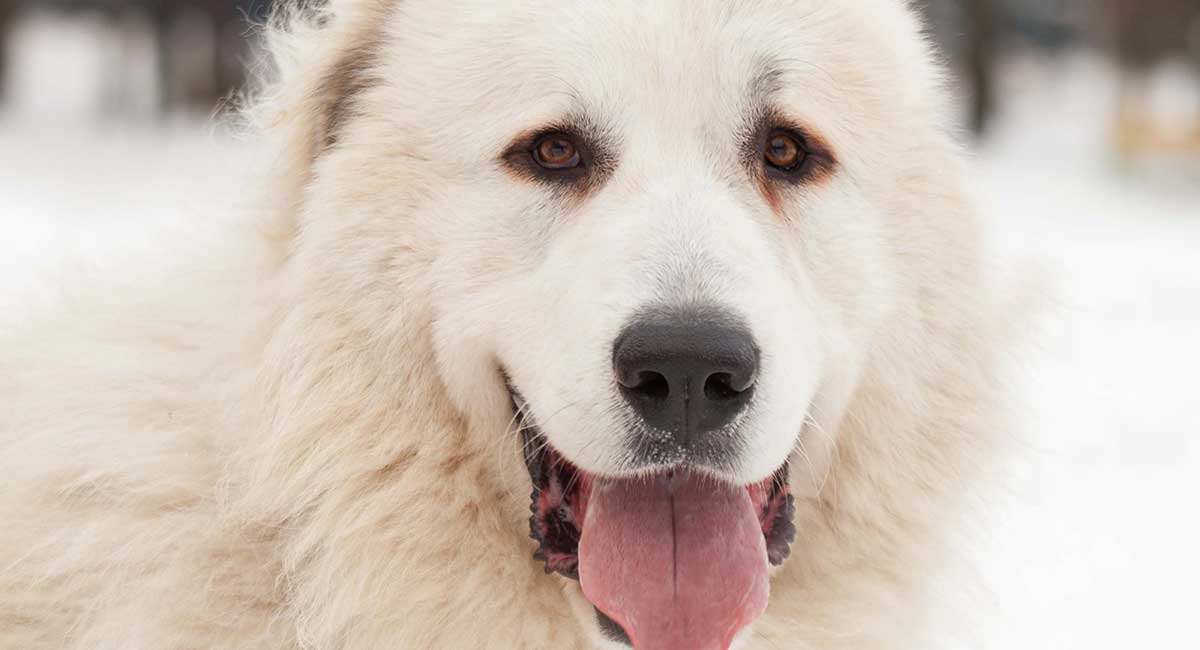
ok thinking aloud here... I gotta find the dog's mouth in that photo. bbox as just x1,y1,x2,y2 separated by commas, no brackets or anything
512,388,795,650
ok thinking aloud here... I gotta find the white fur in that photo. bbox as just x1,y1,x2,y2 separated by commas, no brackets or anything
0,1,1012,648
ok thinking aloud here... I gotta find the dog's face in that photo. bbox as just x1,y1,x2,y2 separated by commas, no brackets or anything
303,0,944,647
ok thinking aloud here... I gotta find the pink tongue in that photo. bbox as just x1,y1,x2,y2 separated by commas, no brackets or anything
578,472,769,650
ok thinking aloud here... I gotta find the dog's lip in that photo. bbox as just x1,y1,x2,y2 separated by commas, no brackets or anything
506,374,793,489
507,381,770,485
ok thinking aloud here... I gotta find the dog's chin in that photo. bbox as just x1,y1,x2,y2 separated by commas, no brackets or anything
509,387,796,648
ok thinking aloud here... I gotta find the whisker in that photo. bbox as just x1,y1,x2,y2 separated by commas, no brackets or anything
799,408,840,510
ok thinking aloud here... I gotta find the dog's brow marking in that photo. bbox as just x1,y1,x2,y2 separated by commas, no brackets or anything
748,62,785,117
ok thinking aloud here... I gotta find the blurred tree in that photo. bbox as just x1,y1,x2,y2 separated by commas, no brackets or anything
919,0,998,135
964,0,997,134
0,0,271,112
1110,0,1200,69
1107,0,1200,160
0,2,12,103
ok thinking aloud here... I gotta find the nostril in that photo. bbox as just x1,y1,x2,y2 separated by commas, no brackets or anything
626,371,670,401
703,372,752,401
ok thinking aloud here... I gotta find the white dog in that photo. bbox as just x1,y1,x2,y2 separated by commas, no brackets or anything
0,1,1011,648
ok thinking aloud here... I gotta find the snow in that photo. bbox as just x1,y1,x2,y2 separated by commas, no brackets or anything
968,53,1200,650
0,119,265,326
1,20,1199,649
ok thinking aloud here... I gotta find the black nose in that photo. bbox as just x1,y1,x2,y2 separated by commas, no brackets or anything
613,310,759,444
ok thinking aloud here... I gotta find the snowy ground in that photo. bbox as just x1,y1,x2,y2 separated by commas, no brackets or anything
2,21,1199,649
967,55,1200,650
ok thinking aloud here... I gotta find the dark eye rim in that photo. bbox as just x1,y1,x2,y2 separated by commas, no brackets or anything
502,127,594,185
750,120,835,186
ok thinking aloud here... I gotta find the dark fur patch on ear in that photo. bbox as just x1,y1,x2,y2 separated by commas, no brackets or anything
313,0,400,150
320,38,385,149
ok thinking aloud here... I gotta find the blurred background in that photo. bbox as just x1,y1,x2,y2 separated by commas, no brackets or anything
1,1,1198,648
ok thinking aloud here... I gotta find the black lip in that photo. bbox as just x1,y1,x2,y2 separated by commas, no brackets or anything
514,383,586,581
596,607,633,646
762,464,797,567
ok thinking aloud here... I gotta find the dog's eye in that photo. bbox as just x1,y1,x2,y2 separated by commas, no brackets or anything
502,127,603,188
764,131,806,171
533,134,581,169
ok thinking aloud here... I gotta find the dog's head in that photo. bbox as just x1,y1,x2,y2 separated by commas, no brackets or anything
271,0,968,647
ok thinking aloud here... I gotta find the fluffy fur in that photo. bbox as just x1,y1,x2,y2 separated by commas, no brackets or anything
0,1,1011,648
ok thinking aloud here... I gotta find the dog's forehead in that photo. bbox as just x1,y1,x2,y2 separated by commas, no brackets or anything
386,0,893,116
368,0,934,172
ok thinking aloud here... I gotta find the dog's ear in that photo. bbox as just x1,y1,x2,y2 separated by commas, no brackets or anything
243,0,394,226
254,0,394,152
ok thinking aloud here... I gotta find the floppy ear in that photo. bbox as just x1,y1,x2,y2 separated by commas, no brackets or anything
243,0,396,234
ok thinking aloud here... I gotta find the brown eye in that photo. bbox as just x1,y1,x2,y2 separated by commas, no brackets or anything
764,132,805,171
533,134,581,169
